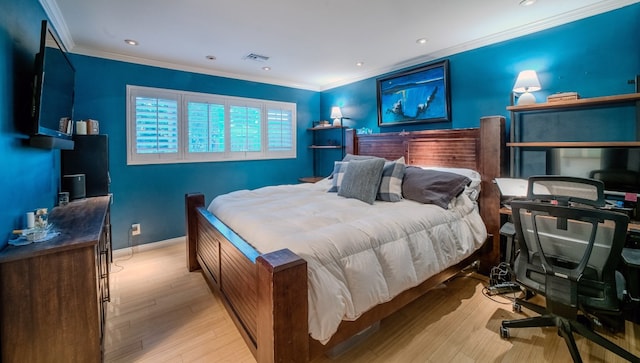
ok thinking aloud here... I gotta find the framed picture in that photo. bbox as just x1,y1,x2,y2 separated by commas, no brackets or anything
377,60,450,127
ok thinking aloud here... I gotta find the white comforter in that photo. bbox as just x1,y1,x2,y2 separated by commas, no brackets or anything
208,179,487,343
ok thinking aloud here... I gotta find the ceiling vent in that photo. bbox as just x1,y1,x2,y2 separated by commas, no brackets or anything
243,53,270,62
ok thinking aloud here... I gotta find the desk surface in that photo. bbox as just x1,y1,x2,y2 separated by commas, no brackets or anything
500,206,640,231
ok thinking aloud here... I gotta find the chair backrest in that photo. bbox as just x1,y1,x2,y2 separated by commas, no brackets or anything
511,177,629,317
527,175,605,207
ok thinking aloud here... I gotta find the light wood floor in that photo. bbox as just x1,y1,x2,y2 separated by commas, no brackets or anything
104,240,639,362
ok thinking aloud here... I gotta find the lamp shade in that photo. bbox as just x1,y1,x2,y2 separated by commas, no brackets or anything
330,106,343,126
513,70,541,93
330,107,343,119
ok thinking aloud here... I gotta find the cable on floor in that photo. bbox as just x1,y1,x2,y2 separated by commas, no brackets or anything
111,226,135,273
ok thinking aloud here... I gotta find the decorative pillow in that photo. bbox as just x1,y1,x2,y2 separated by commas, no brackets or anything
329,154,382,179
377,157,406,202
338,158,386,204
402,166,471,209
415,165,482,201
327,162,348,192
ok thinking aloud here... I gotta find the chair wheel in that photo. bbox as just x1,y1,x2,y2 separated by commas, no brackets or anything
500,325,510,339
512,302,522,313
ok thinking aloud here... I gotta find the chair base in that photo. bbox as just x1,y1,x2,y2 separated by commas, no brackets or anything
500,299,640,363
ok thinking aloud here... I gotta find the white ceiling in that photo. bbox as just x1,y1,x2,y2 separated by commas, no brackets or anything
44,0,637,91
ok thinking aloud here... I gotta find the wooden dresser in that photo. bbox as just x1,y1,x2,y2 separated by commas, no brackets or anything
0,196,111,362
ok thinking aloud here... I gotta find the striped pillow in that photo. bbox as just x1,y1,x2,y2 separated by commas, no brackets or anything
327,162,348,192
377,157,406,202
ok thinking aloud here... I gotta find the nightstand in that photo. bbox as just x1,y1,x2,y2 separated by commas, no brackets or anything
298,176,324,183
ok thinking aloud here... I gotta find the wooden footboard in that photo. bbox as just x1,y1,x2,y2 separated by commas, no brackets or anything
186,116,506,363
186,194,308,361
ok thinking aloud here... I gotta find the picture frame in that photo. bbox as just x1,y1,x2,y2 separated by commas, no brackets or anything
377,60,450,127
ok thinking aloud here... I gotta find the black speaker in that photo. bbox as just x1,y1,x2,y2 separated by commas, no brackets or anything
62,174,86,200
61,135,110,197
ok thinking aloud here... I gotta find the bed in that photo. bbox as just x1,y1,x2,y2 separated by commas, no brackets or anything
185,116,506,362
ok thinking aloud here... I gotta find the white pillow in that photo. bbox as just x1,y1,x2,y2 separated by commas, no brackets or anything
414,166,481,201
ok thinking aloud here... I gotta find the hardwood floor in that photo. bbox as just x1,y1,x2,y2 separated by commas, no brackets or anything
105,239,639,362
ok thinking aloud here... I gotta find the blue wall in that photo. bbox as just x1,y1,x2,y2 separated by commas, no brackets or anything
1,1,638,250
70,56,319,248
0,0,62,248
320,4,640,135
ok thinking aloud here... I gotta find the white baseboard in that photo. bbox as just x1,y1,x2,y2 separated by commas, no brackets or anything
112,236,185,259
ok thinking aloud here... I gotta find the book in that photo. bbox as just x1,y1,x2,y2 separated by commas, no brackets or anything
59,117,71,133
547,92,579,102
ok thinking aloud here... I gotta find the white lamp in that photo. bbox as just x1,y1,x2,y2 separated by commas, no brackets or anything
330,107,343,126
513,70,541,105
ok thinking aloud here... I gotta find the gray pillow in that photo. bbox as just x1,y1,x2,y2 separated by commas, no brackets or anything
402,166,471,209
328,154,382,180
338,158,386,204
377,158,406,202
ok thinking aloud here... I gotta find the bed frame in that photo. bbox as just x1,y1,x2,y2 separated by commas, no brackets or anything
185,116,506,362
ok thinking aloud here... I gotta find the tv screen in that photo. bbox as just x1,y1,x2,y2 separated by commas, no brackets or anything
546,148,640,196
31,20,75,139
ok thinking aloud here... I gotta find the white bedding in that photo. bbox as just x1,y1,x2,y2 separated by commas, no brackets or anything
208,178,487,343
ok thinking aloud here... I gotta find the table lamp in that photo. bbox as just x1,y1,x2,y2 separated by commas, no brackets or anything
330,107,343,126
513,70,541,105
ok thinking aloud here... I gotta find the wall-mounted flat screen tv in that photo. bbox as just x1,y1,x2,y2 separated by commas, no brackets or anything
30,20,75,140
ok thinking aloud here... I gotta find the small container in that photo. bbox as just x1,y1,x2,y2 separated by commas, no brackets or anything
58,192,70,206
26,212,35,229
24,228,47,242
76,121,87,135
34,208,48,229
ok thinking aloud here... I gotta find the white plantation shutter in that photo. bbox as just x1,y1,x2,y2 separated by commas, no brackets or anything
127,85,296,165
267,108,293,152
187,101,225,153
135,97,178,154
230,105,261,152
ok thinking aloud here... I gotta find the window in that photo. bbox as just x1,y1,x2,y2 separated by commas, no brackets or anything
126,85,296,165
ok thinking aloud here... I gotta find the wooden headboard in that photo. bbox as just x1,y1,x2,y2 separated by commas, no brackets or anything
345,116,506,272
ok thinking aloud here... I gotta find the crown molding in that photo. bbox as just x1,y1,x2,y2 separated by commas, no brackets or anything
40,0,638,92
39,0,75,50
319,0,639,91
69,46,321,91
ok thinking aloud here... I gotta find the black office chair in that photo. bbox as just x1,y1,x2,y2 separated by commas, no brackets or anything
500,176,640,363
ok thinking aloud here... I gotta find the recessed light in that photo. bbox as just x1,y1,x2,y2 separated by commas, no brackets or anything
416,38,428,45
519,0,536,6
356,61,364,67
124,39,138,46
262,66,271,71
206,55,217,60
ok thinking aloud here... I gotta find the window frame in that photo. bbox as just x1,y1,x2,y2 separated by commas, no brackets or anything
126,85,297,165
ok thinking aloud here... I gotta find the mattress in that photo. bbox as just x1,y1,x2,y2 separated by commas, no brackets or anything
208,178,487,343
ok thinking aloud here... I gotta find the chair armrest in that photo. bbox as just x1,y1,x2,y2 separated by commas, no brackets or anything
622,248,640,302
622,248,640,268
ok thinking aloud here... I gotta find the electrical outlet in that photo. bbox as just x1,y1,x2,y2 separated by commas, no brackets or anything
131,223,141,236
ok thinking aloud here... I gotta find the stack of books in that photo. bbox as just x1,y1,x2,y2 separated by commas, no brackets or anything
547,92,579,102
58,117,73,135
